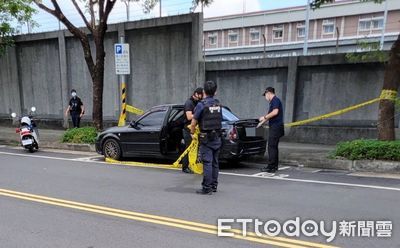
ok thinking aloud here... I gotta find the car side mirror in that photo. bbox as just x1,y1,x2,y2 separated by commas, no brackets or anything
129,120,137,128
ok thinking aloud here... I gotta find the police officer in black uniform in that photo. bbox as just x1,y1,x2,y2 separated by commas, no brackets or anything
259,87,284,173
190,81,222,195
182,87,203,173
65,89,85,128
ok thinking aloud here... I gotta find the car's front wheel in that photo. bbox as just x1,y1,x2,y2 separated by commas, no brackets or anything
103,138,122,160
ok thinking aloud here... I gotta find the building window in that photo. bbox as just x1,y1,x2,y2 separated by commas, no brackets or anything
297,22,305,38
273,25,283,39
359,16,384,32
322,19,335,34
372,17,384,30
359,19,371,31
208,32,217,45
228,30,238,43
250,28,260,42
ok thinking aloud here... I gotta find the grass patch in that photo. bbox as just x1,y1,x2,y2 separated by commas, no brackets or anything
62,127,98,144
333,139,400,161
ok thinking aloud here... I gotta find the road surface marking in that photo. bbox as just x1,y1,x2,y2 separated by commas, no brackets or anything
221,172,400,192
1,151,400,192
73,156,104,162
0,188,337,248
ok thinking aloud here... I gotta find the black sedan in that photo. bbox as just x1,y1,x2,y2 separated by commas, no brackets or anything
96,104,266,163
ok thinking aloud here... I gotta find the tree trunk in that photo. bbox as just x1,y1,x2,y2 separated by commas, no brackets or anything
92,33,106,130
378,34,400,140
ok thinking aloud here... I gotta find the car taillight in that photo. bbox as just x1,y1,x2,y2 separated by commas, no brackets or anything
15,128,20,133
229,127,238,141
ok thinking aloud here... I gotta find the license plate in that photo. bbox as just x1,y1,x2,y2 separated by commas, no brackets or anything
22,139,33,146
245,128,256,137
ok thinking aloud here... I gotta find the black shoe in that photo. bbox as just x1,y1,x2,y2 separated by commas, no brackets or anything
261,167,277,173
196,189,212,195
261,166,273,172
212,187,217,193
268,168,277,173
182,168,193,174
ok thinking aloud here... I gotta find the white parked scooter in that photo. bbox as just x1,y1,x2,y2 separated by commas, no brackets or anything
11,107,40,153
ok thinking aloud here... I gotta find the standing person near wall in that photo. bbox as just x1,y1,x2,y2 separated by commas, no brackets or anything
65,89,85,128
182,87,203,173
259,87,284,173
191,81,222,195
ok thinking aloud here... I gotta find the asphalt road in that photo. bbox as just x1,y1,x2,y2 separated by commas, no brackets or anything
0,145,399,248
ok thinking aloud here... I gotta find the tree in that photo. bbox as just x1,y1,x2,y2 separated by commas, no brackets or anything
191,0,213,12
312,0,399,140
0,0,36,54
33,0,157,130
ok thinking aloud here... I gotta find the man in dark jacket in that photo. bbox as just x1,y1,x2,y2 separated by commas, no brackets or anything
65,89,85,128
181,87,203,173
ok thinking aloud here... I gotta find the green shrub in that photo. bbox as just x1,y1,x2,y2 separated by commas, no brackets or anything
333,139,400,161
62,127,98,144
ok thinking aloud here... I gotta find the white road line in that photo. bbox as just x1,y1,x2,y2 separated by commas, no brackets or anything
73,156,103,161
220,172,400,192
0,151,104,164
279,166,290,171
1,151,400,192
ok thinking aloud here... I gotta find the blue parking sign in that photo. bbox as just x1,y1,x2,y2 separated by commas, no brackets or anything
115,44,122,54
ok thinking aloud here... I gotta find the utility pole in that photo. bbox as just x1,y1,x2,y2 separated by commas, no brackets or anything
303,0,311,56
123,0,130,21
335,27,340,53
159,0,162,17
380,0,389,50
263,34,266,58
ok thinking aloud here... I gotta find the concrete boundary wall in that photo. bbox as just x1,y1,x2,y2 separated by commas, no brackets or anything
205,54,399,143
0,13,204,128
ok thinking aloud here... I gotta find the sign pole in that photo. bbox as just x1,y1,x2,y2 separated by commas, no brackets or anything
115,36,130,126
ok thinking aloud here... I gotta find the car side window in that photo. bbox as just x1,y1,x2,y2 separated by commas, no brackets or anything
168,109,184,123
137,110,167,127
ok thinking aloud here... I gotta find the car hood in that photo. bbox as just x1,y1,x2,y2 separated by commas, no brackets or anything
101,126,131,134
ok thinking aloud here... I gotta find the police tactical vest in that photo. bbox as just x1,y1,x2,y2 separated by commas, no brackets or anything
200,100,222,132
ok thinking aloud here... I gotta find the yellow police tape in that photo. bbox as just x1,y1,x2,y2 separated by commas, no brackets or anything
380,89,398,100
285,89,398,127
105,126,203,174
108,89,398,173
119,103,144,127
126,105,145,115
172,126,203,174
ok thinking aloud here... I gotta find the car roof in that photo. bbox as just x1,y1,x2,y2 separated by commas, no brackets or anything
150,103,183,109
147,104,183,112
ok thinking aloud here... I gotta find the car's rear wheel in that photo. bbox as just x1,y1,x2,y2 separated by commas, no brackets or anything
103,139,122,160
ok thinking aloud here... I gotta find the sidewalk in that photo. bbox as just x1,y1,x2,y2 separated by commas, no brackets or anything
1,126,399,173
0,127,94,152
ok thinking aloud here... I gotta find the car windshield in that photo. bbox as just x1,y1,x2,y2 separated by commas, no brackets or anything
222,107,239,121
137,110,167,127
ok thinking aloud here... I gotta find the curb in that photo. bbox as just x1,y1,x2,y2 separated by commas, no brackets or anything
1,139,399,174
39,142,96,152
241,153,400,174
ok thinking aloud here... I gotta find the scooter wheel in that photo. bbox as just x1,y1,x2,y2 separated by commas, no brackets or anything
29,146,35,153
